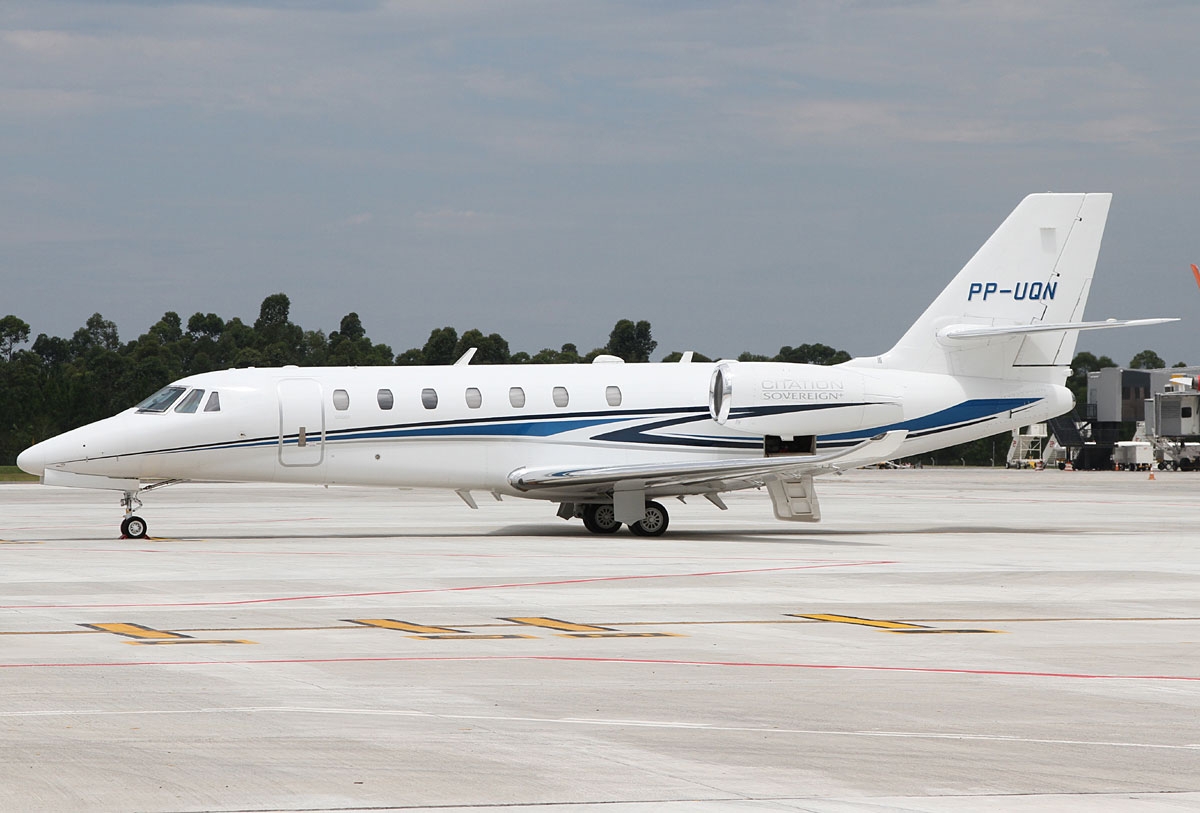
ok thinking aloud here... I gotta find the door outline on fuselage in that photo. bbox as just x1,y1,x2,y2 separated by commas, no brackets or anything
278,378,325,467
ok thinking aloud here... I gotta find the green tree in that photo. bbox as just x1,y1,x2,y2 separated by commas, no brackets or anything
1129,349,1165,370
604,319,656,362
421,327,459,365
336,312,365,342
660,350,713,363
455,329,510,364
71,313,120,354
529,343,581,364
0,315,30,361
1067,351,1117,405
187,312,225,339
774,343,850,365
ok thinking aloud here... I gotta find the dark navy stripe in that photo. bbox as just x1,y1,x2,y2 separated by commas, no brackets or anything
819,398,1037,443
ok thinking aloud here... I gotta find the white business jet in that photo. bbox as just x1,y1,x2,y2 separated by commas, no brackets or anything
17,193,1174,538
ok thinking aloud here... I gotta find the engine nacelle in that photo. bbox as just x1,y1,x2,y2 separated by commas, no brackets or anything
708,362,902,437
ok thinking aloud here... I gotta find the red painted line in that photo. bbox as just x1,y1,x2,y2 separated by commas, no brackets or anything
0,654,1194,682
0,560,892,609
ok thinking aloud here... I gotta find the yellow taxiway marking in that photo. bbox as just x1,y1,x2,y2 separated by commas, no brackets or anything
792,614,1003,634
348,619,534,640
349,619,468,634
792,614,930,630
888,629,1005,635
503,617,683,638
503,617,615,633
83,623,191,640
418,634,537,640
82,623,254,645
123,639,256,645
558,632,683,639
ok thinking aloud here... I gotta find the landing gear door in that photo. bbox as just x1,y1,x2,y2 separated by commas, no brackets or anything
278,378,325,467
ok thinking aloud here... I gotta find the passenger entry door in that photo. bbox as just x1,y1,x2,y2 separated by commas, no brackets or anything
278,378,325,466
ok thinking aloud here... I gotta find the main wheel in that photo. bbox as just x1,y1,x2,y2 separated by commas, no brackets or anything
581,503,621,534
629,501,669,537
121,515,148,539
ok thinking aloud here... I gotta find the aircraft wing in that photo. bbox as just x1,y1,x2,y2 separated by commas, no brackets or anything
508,430,908,497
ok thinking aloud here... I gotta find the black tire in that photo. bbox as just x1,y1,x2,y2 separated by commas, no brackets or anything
629,501,669,537
581,503,621,534
121,515,148,539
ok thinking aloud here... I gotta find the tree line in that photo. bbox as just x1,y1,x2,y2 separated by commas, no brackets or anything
0,293,857,465
0,294,1182,467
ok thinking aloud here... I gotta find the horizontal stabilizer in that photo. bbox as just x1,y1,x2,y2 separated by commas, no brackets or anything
938,317,1178,341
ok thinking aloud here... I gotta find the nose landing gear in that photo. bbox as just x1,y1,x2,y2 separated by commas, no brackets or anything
120,490,149,539
113,480,183,539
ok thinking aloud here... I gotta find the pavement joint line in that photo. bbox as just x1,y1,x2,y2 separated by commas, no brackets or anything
2,615,1195,636
0,560,895,610
1,654,1197,681
0,705,1194,751
124,639,256,646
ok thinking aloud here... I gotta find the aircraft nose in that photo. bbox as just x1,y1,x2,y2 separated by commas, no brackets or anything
16,443,45,477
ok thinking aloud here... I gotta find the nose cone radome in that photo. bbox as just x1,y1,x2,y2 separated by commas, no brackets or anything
16,443,44,477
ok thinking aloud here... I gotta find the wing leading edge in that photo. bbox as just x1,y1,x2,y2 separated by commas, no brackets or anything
507,429,908,499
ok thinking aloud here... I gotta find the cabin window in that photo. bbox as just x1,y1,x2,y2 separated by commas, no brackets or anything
421,388,438,409
465,387,482,409
136,386,186,413
605,386,622,407
1184,407,1194,419
204,392,221,412
174,389,205,414
333,389,350,411
509,387,526,408
377,389,394,410
553,386,569,408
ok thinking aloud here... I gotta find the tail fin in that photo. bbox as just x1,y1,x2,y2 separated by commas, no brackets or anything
874,193,1111,383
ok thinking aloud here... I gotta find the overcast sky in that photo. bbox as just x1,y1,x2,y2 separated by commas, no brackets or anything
2,1,1197,365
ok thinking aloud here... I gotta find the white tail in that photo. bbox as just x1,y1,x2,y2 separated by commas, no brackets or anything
876,193,1112,384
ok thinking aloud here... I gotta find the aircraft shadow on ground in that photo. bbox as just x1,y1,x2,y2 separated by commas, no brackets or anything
35,524,1080,544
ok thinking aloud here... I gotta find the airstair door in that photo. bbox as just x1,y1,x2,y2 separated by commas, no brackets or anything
278,378,325,467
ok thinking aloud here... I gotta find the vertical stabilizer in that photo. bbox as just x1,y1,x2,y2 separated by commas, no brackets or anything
873,193,1111,383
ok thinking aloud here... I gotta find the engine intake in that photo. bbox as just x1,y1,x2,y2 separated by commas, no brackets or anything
708,361,901,437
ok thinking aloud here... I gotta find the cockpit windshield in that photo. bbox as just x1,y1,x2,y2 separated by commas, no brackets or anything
174,389,205,413
136,386,187,413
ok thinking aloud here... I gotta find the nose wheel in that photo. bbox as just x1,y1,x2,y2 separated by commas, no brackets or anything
120,490,149,539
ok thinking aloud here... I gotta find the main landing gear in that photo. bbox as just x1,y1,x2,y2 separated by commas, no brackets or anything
579,501,670,537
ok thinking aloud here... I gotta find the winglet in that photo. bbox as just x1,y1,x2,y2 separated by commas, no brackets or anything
1191,264,1200,290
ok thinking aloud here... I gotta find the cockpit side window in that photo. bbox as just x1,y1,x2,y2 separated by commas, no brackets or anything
174,389,205,413
204,392,221,412
136,386,187,413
